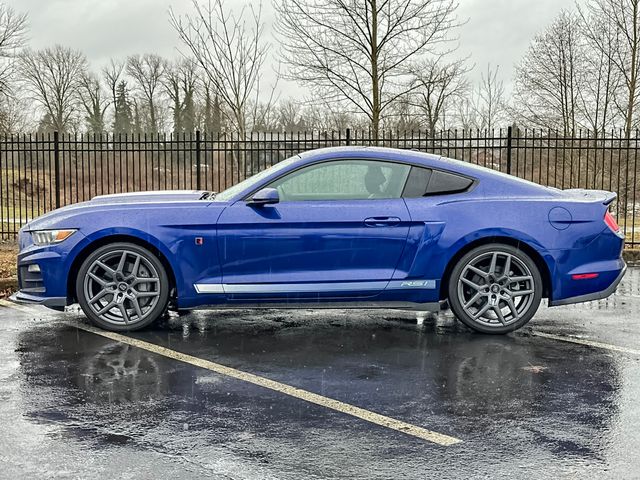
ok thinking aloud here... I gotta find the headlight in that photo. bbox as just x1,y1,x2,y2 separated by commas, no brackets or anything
31,229,77,246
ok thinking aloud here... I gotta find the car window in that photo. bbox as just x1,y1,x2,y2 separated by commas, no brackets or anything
402,166,474,197
402,166,432,197
214,156,299,201
267,160,411,201
426,169,474,195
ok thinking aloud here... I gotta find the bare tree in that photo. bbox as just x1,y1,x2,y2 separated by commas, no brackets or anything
474,64,505,131
199,76,224,132
78,71,109,133
453,96,477,130
126,53,167,132
18,45,87,132
579,0,638,137
164,58,199,132
0,95,29,132
252,101,281,132
409,56,468,132
303,101,367,131
384,95,423,131
512,10,583,135
0,3,27,97
277,98,307,131
102,58,124,121
576,9,620,135
275,0,461,140
170,0,272,138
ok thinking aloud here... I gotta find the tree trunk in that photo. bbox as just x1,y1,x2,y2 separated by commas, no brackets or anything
370,0,380,143
149,102,157,133
626,2,639,139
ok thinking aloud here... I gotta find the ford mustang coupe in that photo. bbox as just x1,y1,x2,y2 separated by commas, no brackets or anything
12,146,626,333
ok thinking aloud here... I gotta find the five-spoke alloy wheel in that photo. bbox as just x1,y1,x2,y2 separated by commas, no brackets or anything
76,242,169,331
448,244,543,334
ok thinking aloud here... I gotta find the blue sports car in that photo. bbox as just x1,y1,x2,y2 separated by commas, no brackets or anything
12,146,626,333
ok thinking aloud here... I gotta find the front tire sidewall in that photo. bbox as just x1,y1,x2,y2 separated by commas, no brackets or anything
76,242,169,332
448,244,543,334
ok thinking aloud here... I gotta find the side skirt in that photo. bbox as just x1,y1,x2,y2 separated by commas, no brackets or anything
177,300,443,312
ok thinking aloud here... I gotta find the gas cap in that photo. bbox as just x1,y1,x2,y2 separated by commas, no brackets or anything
548,206,572,230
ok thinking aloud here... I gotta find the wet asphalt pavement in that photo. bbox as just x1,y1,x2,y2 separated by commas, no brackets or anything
1,270,640,479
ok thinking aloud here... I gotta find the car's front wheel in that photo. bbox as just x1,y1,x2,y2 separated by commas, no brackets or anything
447,244,543,334
76,242,169,331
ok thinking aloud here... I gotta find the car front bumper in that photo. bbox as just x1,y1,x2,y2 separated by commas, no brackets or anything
12,226,86,310
9,291,68,310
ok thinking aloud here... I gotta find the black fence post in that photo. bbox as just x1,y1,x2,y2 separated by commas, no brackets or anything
346,128,351,146
54,131,60,209
195,130,202,190
506,126,513,175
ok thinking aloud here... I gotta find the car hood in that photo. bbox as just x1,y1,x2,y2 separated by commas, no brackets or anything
23,190,210,231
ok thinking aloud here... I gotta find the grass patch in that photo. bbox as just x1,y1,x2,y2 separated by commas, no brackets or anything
0,241,17,278
0,241,17,298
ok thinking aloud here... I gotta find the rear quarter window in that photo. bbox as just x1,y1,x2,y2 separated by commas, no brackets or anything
402,166,475,197
427,169,474,195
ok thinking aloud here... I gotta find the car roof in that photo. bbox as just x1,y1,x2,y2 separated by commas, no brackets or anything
299,146,557,196
299,146,439,164
298,146,484,177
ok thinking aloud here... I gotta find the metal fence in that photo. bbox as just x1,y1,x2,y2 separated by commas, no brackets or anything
1,127,639,246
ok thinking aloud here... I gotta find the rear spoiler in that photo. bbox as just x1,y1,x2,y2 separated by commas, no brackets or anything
603,192,617,205
560,189,617,205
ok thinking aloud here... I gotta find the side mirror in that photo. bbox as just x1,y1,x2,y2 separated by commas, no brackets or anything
247,187,279,206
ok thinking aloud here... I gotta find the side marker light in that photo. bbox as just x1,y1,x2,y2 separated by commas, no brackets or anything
571,273,599,280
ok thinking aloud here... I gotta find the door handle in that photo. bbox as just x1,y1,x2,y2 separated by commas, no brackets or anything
364,216,401,227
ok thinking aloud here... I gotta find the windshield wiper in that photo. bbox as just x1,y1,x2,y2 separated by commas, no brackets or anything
199,191,217,200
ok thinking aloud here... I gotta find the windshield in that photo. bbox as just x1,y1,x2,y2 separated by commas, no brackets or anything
214,156,299,201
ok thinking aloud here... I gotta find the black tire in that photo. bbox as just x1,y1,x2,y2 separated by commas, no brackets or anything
76,242,169,332
447,243,543,334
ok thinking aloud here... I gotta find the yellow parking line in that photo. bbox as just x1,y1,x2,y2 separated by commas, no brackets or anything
532,331,640,356
0,298,461,446
73,322,462,446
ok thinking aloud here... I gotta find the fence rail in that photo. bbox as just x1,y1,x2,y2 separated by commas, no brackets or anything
1,128,639,246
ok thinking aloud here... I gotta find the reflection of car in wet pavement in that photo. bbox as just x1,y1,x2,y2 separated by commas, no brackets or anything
2,269,638,478
13,318,621,476
81,342,164,403
11,147,627,335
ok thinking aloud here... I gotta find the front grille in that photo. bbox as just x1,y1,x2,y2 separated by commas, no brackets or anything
19,265,45,293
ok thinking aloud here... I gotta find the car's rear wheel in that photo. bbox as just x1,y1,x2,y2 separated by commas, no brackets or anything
76,242,169,331
447,244,543,334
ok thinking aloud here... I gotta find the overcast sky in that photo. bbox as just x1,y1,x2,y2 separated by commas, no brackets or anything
6,0,577,97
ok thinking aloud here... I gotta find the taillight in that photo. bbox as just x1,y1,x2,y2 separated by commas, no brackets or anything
604,210,620,233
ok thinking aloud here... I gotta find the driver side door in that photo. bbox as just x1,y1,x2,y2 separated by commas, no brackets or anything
215,159,413,300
